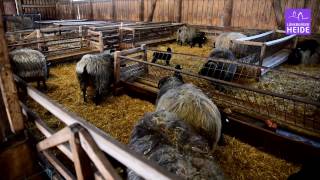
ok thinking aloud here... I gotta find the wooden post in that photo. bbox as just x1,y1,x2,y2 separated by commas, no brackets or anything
0,93,10,142
259,44,267,66
89,0,94,20
139,0,144,21
147,0,158,22
0,0,4,15
98,31,104,52
14,0,23,15
112,0,116,21
272,0,284,30
36,29,43,51
223,0,233,27
0,14,24,133
79,26,83,49
71,0,75,19
141,44,148,74
132,29,135,47
176,0,182,22
113,51,121,94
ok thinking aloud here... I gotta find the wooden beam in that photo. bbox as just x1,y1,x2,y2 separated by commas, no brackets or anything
176,0,183,22
223,0,233,27
0,14,24,133
42,151,76,180
79,129,121,180
139,0,145,21
37,126,72,152
69,124,94,180
147,0,158,22
21,5,56,8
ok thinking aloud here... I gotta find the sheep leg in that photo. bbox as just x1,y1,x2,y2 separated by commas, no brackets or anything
43,80,47,90
151,57,157,63
199,43,203,48
82,88,87,103
37,81,40,88
166,60,170,66
93,90,101,105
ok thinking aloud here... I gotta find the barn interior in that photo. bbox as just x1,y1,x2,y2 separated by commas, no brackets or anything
0,0,319,180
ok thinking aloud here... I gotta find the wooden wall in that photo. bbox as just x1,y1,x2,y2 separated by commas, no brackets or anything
20,0,56,19
3,0,320,32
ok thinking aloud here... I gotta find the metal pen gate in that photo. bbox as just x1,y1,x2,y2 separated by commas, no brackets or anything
115,45,320,139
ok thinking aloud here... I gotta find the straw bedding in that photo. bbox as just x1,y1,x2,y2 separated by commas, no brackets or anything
27,42,302,180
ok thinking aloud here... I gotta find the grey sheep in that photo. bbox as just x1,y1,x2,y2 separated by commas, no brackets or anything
156,80,222,150
75,50,114,105
10,48,48,89
214,32,247,56
128,110,224,180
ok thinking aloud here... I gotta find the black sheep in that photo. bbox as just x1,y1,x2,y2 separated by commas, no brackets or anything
288,39,320,65
190,32,207,48
151,48,172,66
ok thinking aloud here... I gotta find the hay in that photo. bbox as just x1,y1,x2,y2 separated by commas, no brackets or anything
27,63,155,144
27,57,300,179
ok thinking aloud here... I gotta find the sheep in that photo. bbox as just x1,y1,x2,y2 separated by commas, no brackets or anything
214,32,247,56
156,80,222,150
156,65,184,103
190,31,208,48
176,25,190,45
9,48,49,89
177,25,207,48
128,110,224,180
288,39,320,65
199,48,237,82
151,48,172,65
75,50,114,105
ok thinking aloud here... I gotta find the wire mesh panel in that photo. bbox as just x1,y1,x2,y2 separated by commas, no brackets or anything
119,49,320,138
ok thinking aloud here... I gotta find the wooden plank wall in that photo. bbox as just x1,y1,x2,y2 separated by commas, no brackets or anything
21,0,56,19
4,0,319,32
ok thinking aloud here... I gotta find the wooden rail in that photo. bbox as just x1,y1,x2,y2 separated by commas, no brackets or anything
15,76,179,180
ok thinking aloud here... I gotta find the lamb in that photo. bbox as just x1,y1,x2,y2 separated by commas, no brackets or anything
190,31,207,48
9,48,49,89
156,79,222,150
199,48,237,82
288,39,320,65
75,50,114,105
151,48,172,65
213,32,247,56
128,110,224,180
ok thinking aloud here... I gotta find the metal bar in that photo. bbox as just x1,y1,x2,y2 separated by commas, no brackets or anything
147,49,320,81
119,55,320,107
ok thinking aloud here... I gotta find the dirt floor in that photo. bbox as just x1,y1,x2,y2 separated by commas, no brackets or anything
26,41,308,180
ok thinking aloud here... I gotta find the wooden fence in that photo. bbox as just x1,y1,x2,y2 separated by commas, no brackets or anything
15,75,179,180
